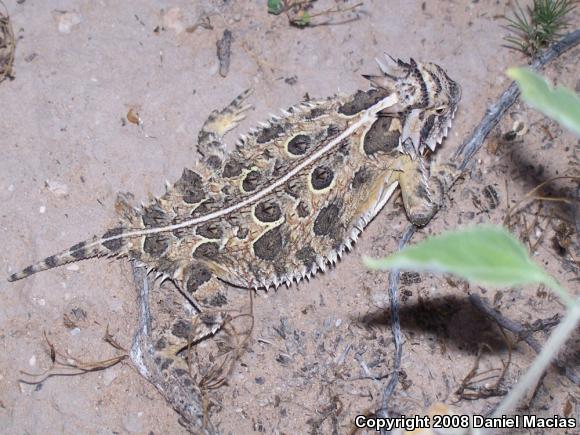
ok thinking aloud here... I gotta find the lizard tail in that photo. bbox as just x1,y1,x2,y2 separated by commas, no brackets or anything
8,227,126,282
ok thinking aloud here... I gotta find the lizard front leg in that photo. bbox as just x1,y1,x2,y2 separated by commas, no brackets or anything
197,89,253,172
397,155,458,227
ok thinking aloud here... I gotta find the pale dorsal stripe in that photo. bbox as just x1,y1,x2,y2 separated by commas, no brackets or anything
92,94,399,248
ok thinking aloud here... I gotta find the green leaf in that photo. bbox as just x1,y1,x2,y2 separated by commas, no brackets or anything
508,67,580,137
268,0,284,15
298,11,311,27
364,226,572,305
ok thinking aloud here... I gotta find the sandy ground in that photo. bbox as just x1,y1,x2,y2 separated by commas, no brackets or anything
1,0,578,434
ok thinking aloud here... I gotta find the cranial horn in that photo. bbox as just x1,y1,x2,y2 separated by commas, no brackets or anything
362,74,397,93
375,58,395,78
373,54,408,79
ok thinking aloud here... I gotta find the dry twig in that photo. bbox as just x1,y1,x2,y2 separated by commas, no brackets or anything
469,294,579,386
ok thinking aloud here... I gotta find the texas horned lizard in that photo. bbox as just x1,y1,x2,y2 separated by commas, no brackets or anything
9,56,460,429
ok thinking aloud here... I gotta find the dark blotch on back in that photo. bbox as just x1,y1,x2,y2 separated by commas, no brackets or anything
172,319,193,339
311,166,334,190
242,170,261,192
204,293,228,307
313,202,343,239
193,242,219,259
186,266,212,293
285,179,302,198
256,124,285,144
192,199,217,218
338,88,391,116
237,227,249,239
363,117,400,156
205,155,222,170
70,242,86,260
102,227,124,250
154,338,167,350
337,138,350,156
160,358,172,371
296,246,317,268
296,201,309,218
272,159,285,178
287,134,311,156
174,368,188,377
142,205,168,227
175,168,205,204
326,124,340,138
170,217,189,239
352,167,371,189
255,201,282,223
144,234,169,256
222,159,243,178
306,107,325,119
196,222,223,239
253,226,284,261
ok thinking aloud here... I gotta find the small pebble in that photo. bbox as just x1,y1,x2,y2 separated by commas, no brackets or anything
45,179,69,197
54,11,82,34
70,327,81,336
66,264,80,272
24,53,37,62
39,206,46,214
29,355,36,367
208,61,219,76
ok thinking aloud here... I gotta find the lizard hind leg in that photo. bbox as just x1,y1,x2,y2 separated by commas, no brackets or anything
134,262,252,431
131,266,220,433
197,88,253,171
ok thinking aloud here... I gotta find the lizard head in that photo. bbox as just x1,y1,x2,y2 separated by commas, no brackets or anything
364,55,461,155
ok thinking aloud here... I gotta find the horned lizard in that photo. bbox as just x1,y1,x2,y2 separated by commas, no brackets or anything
8,56,461,430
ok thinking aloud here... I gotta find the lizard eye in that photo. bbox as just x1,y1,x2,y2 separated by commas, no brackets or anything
434,105,447,115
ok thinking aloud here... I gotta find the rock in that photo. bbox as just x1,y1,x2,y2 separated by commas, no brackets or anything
45,179,69,197
53,11,82,34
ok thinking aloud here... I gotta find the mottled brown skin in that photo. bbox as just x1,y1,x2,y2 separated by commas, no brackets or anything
8,57,461,431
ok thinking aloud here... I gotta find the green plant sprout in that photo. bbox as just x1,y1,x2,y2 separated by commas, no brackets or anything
267,0,362,28
504,0,577,56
